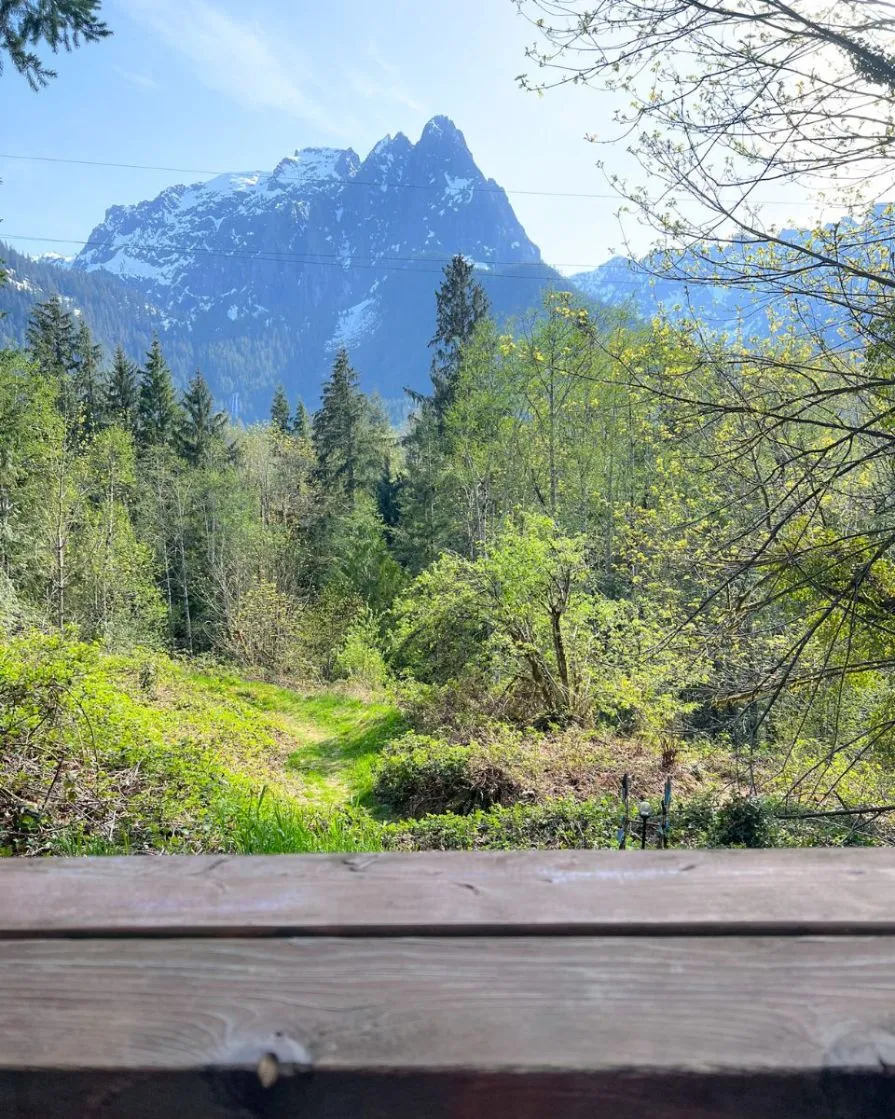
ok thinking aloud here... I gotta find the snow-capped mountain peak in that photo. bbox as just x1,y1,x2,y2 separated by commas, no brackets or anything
270,147,360,189
55,116,557,414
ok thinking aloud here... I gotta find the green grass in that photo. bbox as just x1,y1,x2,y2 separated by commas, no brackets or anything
220,788,385,854
186,669,405,811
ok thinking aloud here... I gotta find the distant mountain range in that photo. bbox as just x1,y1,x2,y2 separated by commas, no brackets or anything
1,115,871,417
1,117,561,417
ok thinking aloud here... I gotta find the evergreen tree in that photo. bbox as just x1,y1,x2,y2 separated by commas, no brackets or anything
313,349,384,505
72,319,105,436
105,346,139,434
26,296,77,380
26,296,79,424
137,338,178,449
2,0,110,90
292,399,312,441
428,254,490,422
270,384,290,433
179,372,227,467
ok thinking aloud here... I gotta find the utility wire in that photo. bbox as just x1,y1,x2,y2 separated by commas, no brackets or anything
0,150,859,207
0,151,622,200
2,232,655,284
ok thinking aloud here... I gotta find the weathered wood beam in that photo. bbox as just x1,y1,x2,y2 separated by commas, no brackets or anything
4,849,895,938
3,935,895,1117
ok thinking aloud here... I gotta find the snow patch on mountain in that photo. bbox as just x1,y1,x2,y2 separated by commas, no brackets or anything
35,252,73,268
329,297,381,351
271,148,359,190
444,174,474,205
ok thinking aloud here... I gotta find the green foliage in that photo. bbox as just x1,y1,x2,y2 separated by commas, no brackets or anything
9,256,895,855
336,608,390,690
71,320,105,438
137,338,178,449
270,383,291,433
218,791,383,854
313,348,387,505
394,511,699,730
428,253,490,422
0,634,286,854
0,0,110,89
710,796,777,849
26,296,80,424
291,398,311,440
386,797,621,851
375,735,494,817
215,580,310,676
72,428,165,646
105,346,139,434
178,371,227,466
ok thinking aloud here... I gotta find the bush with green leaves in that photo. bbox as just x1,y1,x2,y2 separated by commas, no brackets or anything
386,797,621,851
374,732,530,817
392,512,701,733
336,607,389,690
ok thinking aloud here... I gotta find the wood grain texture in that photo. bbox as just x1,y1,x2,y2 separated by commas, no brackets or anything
5,850,895,937
3,936,895,1074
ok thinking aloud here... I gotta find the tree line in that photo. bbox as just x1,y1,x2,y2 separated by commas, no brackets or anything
5,245,895,810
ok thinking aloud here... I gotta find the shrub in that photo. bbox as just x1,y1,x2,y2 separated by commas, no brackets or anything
373,722,700,819
392,513,703,732
373,730,533,817
336,608,389,690
711,796,777,848
215,581,312,677
386,797,621,850
0,633,298,855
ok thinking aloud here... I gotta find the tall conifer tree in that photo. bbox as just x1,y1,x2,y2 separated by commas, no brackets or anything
313,349,383,505
397,257,490,568
26,296,80,425
270,384,290,433
292,399,312,441
105,346,139,434
26,296,77,380
429,254,490,422
137,338,177,449
179,372,227,466
72,320,105,435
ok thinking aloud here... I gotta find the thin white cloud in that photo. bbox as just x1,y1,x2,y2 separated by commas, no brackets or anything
114,66,157,90
345,67,425,115
349,39,426,114
126,0,354,138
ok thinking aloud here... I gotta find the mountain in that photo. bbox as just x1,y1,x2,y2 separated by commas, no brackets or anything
0,116,559,417
568,208,895,344
569,255,778,338
1,243,165,355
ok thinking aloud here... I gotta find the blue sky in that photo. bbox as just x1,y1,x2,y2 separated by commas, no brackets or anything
1,0,639,272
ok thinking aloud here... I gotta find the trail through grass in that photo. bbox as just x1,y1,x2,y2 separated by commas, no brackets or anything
188,669,405,811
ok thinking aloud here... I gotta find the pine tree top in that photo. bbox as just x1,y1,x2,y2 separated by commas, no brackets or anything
270,383,291,433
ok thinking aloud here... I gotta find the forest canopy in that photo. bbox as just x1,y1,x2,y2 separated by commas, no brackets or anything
4,244,895,853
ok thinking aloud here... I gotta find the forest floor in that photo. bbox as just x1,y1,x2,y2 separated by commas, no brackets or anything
187,669,404,812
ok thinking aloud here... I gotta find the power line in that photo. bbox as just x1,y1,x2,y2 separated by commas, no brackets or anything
0,150,619,201
7,232,795,296
3,232,654,282
0,149,851,206
3,232,587,283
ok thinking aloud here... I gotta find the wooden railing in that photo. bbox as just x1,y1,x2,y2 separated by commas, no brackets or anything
3,850,895,1117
